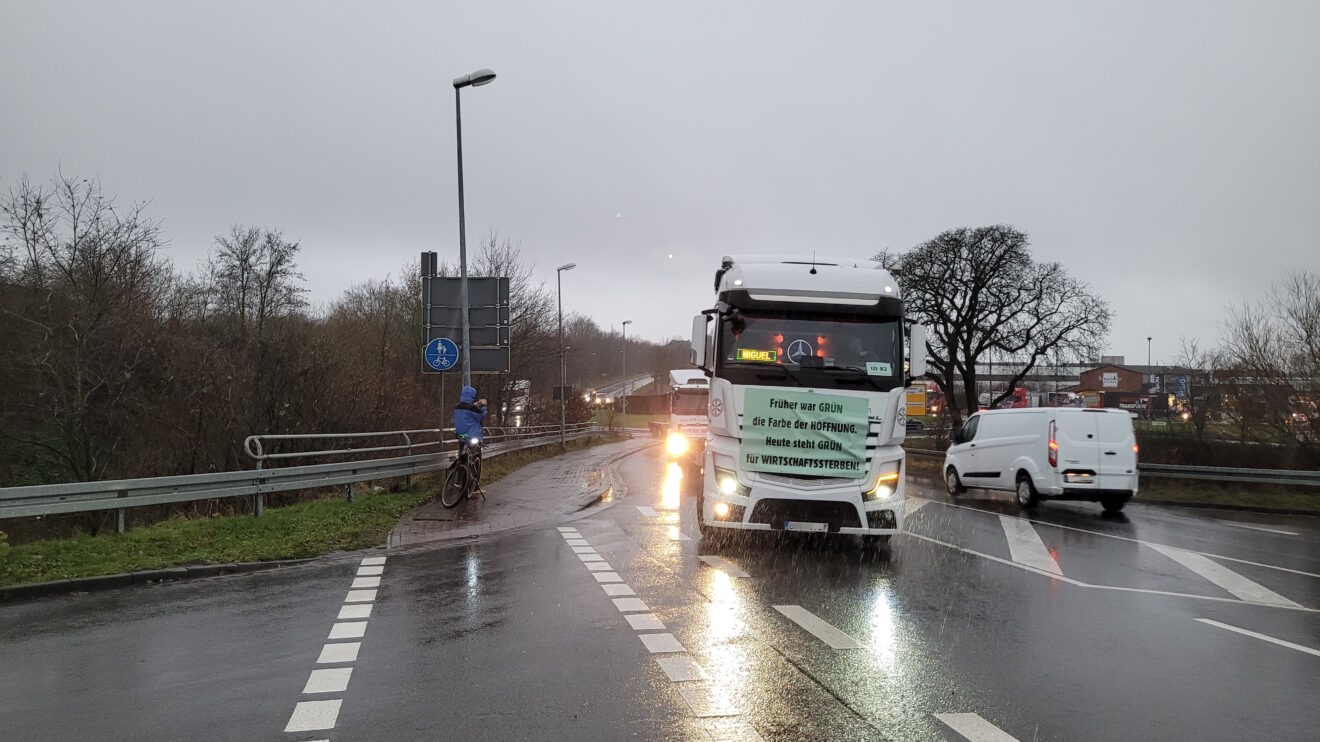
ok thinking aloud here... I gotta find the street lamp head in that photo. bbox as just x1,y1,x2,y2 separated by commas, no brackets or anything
453,68,497,89
557,263,577,272
622,320,633,326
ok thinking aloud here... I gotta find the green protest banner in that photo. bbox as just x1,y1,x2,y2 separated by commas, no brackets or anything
740,388,869,479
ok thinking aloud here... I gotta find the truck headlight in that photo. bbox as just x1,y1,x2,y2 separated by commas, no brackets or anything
666,432,689,457
864,468,901,501
712,466,746,497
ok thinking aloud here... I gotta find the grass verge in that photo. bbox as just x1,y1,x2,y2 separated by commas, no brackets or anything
0,434,623,588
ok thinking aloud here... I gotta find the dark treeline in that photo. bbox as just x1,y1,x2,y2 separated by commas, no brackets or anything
0,174,685,486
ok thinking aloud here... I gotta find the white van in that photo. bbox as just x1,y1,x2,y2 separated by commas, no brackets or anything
943,408,1138,513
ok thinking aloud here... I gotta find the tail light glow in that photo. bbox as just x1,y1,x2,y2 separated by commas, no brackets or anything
1048,420,1058,468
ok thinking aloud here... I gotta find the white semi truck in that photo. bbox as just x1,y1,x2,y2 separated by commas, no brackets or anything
662,369,710,472
689,255,927,547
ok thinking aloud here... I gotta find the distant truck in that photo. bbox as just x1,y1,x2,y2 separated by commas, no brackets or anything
659,370,709,472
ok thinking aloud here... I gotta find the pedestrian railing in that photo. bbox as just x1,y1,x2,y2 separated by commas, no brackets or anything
0,423,603,532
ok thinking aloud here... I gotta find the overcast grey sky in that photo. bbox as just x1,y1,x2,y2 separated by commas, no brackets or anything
4,1,1318,363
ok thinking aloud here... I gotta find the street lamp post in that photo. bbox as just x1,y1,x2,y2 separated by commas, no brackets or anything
557,263,577,445
1147,336,1152,367
452,67,497,389
621,320,633,418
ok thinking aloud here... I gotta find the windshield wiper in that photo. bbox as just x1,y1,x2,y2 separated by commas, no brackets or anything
821,365,885,390
724,361,805,387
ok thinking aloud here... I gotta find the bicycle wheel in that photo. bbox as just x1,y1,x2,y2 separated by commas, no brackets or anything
440,462,470,508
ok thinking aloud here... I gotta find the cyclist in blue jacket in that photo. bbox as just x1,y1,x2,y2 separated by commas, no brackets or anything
453,385,487,442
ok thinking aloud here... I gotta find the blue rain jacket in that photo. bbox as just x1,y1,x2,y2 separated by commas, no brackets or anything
453,385,487,441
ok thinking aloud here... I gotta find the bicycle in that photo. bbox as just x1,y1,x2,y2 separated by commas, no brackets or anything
440,433,484,508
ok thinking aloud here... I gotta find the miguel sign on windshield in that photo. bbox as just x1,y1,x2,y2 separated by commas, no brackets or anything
739,388,869,479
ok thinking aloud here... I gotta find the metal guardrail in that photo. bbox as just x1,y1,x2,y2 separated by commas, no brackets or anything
0,423,602,532
903,446,1320,488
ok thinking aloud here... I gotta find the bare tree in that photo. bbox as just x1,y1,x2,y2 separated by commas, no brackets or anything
0,174,171,480
878,225,1111,423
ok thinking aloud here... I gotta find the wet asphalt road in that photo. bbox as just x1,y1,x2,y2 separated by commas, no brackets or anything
1,443,1318,741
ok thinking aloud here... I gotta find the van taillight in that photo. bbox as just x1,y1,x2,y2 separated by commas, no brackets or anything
1048,420,1058,467
1133,443,1139,456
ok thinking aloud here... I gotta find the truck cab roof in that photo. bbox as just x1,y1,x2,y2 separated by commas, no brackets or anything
715,254,902,307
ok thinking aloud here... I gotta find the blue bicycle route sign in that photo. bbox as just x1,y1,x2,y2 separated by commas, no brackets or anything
424,337,459,371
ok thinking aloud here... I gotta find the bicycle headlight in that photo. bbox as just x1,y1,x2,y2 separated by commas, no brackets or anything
468,437,481,447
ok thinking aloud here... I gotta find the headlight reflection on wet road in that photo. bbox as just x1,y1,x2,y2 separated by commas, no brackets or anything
703,569,751,704
661,462,682,510
868,590,899,674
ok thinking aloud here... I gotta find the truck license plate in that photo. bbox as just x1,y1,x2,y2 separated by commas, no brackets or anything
783,521,828,532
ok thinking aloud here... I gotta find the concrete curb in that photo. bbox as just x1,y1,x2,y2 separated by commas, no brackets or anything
0,557,319,603
568,441,659,512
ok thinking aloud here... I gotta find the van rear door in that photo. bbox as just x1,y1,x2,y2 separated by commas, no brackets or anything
1054,410,1101,481
1094,411,1137,491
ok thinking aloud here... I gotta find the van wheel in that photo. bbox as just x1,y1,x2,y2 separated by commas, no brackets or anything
1102,494,1131,514
1015,474,1040,509
945,468,966,496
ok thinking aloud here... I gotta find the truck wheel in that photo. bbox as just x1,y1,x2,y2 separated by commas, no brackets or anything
1101,494,1131,514
1015,473,1040,509
945,467,965,496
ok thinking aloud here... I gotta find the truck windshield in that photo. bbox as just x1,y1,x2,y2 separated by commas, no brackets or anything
716,312,904,391
673,390,708,415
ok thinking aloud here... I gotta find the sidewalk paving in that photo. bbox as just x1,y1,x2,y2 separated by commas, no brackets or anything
387,437,653,548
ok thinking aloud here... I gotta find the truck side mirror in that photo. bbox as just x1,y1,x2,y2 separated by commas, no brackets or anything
690,315,708,371
908,324,927,378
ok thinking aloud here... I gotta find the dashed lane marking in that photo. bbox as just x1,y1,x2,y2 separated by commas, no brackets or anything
1195,618,1320,657
698,555,750,578
337,604,372,620
1148,544,1301,608
668,526,692,541
612,597,650,612
639,632,686,654
593,571,625,583
579,553,605,562
571,546,597,554
316,643,360,664
565,538,590,547
655,655,707,681
556,527,578,533
625,613,665,630
585,562,614,572
602,584,636,596
935,713,1021,741
637,506,659,516
328,621,368,640
285,555,384,735
302,668,352,694
284,700,342,732
998,515,1063,576
772,605,863,649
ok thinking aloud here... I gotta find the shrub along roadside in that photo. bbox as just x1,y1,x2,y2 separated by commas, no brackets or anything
0,435,620,589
